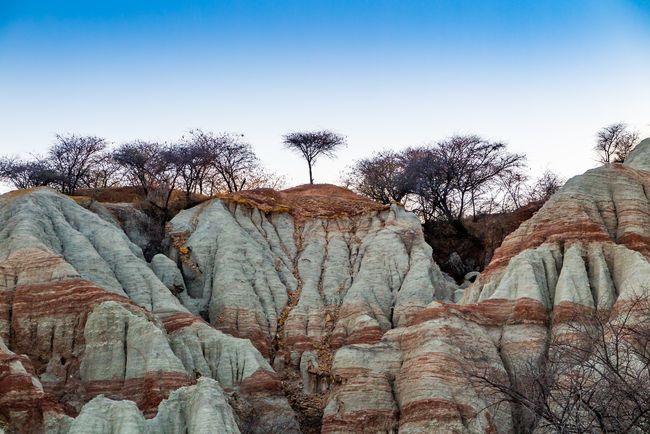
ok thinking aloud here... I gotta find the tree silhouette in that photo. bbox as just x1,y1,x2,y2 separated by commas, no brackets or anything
283,130,346,184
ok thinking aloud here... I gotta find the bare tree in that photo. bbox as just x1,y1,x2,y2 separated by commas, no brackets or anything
47,134,108,194
112,140,185,228
144,144,183,221
209,133,259,193
112,131,270,201
498,171,530,211
283,130,346,184
83,154,123,189
181,130,264,195
595,123,640,164
403,136,525,231
181,130,221,195
344,150,409,204
494,170,564,212
0,156,60,189
113,141,164,196
168,141,211,202
472,298,650,433
528,170,564,203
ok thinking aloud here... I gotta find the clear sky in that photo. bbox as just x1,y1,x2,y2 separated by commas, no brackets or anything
1,0,649,187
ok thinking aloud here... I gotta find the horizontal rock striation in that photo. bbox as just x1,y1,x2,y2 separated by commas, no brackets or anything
0,188,298,433
322,298,549,433
166,185,454,358
323,139,650,433
465,138,650,309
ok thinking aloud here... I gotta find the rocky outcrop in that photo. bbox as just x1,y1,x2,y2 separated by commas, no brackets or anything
51,378,240,434
166,185,453,355
0,337,57,434
322,298,548,433
464,138,650,308
322,139,650,433
75,198,162,260
0,188,298,433
164,185,454,429
7,136,650,434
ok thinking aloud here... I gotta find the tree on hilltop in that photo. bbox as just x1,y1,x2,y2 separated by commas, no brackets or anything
403,135,526,232
0,156,60,189
344,150,409,204
595,122,639,164
113,140,164,196
283,130,346,184
48,134,108,194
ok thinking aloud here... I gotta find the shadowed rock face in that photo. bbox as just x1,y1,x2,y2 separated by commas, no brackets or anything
78,199,163,261
0,188,298,434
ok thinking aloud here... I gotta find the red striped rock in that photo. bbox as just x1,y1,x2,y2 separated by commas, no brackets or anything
466,140,650,310
0,188,299,433
324,140,650,433
165,185,455,430
323,305,521,433
62,378,241,433
0,340,56,434
166,184,454,367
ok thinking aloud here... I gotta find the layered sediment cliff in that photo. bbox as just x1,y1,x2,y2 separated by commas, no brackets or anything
3,139,650,433
0,189,298,433
164,184,455,429
323,139,650,433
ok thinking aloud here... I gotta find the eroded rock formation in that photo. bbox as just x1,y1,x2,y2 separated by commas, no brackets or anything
164,184,455,429
322,139,650,433
0,184,451,433
0,188,298,433
4,139,650,433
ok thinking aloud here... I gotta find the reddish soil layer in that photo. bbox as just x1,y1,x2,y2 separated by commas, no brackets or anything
217,184,389,220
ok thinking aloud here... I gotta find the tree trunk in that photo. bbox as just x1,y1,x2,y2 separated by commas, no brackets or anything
308,162,314,184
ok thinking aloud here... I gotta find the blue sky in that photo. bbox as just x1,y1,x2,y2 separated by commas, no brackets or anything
1,0,649,186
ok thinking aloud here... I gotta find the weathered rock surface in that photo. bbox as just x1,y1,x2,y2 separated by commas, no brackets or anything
322,298,548,433
50,378,240,434
0,188,297,433
323,139,650,433
164,184,455,429
166,185,453,356
0,337,55,434
6,136,650,434
464,138,650,308
77,198,162,260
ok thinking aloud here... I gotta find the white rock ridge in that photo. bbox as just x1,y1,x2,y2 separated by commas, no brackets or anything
0,188,298,433
164,185,454,373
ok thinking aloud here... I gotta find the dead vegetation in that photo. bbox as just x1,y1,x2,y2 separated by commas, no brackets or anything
472,297,650,433
426,200,544,281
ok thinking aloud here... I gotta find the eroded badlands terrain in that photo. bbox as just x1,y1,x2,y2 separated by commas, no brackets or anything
2,139,650,433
